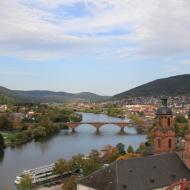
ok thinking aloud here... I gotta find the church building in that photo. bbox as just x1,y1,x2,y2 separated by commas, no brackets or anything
77,98,190,190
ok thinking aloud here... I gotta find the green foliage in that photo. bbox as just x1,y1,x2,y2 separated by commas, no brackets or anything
0,95,15,104
139,111,144,117
62,176,78,190
108,151,120,163
107,108,124,117
54,159,70,174
88,149,101,163
68,152,101,176
116,143,125,154
174,123,188,137
127,145,134,153
136,143,148,156
33,126,47,140
114,74,190,98
19,175,32,190
69,154,84,173
81,159,101,175
0,115,11,130
175,115,187,123
15,131,29,143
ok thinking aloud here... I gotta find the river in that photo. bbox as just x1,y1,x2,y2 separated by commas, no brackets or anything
0,112,147,190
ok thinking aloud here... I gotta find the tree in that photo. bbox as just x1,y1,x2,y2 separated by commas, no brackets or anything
69,154,84,173
19,175,32,190
69,153,101,176
127,145,134,153
89,149,101,163
54,159,70,174
175,115,187,123
82,159,100,175
62,176,78,190
116,143,125,154
117,153,141,160
102,145,118,161
0,115,10,130
33,126,47,140
0,133,5,150
136,143,148,156
12,118,22,129
108,151,120,163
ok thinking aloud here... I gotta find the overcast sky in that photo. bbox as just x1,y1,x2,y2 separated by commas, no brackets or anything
0,0,190,95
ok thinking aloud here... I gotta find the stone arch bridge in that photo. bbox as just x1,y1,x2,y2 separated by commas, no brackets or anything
65,122,133,133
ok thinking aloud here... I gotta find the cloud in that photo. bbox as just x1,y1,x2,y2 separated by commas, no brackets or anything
182,60,190,65
0,71,39,76
0,0,190,60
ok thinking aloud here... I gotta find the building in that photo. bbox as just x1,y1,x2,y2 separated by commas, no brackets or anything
0,104,7,112
77,153,190,190
153,97,176,154
183,111,190,169
77,98,190,190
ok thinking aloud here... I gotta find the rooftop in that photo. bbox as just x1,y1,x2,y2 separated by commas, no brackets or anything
78,153,190,190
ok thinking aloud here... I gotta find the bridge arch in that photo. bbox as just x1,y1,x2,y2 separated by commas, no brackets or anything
65,122,130,134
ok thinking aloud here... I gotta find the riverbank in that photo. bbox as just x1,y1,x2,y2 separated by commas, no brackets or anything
76,107,152,131
0,112,147,190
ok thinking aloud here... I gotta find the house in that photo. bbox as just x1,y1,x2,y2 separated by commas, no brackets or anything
77,153,190,190
77,97,190,190
0,104,7,112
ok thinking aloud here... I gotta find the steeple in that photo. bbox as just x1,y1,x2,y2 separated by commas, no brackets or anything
161,96,168,107
153,97,176,154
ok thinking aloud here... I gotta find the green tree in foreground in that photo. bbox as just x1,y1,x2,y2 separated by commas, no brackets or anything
69,154,84,173
19,175,32,190
127,145,134,153
53,159,70,174
116,143,125,154
62,176,78,190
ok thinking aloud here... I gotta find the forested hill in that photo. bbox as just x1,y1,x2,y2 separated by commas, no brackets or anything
113,74,190,99
0,86,109,103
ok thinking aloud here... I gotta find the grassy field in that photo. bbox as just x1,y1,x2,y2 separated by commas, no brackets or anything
1,131,16,146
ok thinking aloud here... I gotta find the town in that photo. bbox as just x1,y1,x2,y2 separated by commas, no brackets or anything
0,0,190,190
1,95,190,190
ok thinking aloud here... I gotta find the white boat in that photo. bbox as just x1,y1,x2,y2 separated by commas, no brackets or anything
14,163,69,185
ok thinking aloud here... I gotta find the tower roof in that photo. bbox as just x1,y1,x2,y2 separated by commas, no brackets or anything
156,107,173,115
156,97,172,115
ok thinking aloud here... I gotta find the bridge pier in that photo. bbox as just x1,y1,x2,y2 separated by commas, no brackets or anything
71,128,76,133
120,126,125,134
96,128,100,134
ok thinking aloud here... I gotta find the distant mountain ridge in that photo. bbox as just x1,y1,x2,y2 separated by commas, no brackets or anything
113,74,190,99
0,86,109,103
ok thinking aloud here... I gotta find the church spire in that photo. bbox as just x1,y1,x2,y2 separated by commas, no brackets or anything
153,97,176,154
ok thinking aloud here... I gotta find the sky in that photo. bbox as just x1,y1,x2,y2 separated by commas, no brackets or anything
0,0,190,96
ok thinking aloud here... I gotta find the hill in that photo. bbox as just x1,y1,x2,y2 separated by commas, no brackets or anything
113,74,190,99
0,86,109,103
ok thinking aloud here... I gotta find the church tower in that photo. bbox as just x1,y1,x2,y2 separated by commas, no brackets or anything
183,110,190,168
153,97,176,154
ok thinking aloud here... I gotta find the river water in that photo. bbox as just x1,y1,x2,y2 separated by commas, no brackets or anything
0,112,147,190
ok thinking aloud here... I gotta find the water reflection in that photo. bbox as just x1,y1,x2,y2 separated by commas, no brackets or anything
0,151,4,163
